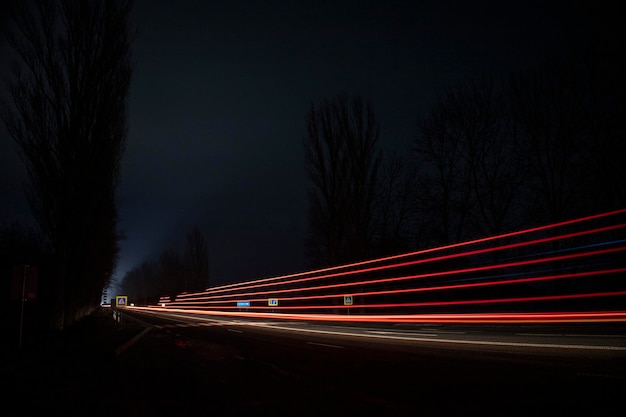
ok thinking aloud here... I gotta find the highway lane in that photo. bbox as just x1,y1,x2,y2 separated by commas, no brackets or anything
112,307,626,415
121,308,626,356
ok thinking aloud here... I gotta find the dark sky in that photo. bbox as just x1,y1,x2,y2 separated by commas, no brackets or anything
0,0,609,288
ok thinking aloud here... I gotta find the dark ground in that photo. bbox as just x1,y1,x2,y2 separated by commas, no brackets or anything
3,307,143,416
3,307,626,417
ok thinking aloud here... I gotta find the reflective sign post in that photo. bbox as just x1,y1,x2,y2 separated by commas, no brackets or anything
344,295,353,315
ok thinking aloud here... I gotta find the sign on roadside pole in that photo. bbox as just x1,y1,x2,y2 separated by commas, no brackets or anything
115,295,128,307
268,298,278,307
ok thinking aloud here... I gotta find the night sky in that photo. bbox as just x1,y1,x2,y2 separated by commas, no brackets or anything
0,1,610,288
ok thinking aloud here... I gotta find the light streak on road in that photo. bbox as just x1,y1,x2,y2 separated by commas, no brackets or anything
175,209,626,299
174,224,626,303
130,305,626,324
142,209,626,326
125,308,626,352
166,262,626,307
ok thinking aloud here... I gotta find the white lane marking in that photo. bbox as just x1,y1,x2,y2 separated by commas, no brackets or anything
368,330,438,337
518,333,626,338
135,311,626,351
431,330,466,334
227,328,243,333
260,324,626,351
115,327,152,357
307,341,344,349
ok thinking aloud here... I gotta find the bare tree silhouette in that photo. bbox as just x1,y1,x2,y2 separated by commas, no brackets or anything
1,0,134,329
184,226,210,292
120,226,209,305
509,65,587,226
304,93,382,267
373,152,420,256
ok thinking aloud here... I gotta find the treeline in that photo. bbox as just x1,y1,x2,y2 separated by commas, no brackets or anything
1,0,133,330
119,226,210,305
304,50,626,268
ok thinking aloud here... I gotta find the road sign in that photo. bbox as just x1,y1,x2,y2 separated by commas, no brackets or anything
268,298,278,307
344,295,353,306
237,301,250,307
115,296,128,307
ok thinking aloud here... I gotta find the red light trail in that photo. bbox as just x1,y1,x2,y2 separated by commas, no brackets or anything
143,209,626,324
169,246,625,305
177,222,625,300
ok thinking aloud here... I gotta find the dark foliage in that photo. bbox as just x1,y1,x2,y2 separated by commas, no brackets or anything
1,0,134,329
119,226,210,305
304,93,383,266
413,51,626,250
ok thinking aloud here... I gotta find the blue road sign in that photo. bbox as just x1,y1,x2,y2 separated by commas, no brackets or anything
237,301,250,307
344,295,353,306
268,298,278,307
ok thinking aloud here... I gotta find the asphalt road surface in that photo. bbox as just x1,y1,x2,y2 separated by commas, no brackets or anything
5,307,626,416
117,308,626,416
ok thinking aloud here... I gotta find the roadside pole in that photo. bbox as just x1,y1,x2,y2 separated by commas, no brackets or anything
12,264,38,349
18,265,28,348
